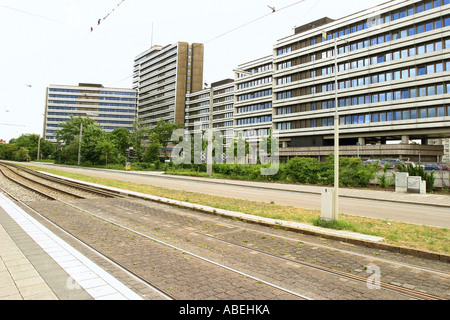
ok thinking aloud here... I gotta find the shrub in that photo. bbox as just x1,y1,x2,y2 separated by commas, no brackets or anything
285,157,323,184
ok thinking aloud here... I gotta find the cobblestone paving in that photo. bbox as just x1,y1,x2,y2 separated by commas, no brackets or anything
25,198,450,300
26,200,301,300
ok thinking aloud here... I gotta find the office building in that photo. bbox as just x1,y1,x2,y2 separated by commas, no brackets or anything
185,79,235,144
234,56,274,141
271,0,450,162
44,83,136,142
133,42,204,128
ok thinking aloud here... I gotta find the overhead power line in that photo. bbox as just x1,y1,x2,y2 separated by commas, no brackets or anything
90,0,126,33
109,0,307,86
0,3,75,26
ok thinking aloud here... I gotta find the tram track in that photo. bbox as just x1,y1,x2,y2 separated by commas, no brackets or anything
87,197,449,301
0,162,448,300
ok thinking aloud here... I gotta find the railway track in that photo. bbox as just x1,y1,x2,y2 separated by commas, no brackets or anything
0,162,448,300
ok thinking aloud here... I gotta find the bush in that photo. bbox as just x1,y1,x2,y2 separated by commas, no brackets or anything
285,157,323,184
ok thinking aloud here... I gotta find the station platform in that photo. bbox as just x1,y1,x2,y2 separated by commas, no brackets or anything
0,193,143,300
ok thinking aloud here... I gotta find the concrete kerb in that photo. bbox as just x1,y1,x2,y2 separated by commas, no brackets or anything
37,171,450,263
26,162,450,208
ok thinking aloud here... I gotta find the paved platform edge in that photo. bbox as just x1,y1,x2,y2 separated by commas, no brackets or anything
39,171,450,263
0,193,143,300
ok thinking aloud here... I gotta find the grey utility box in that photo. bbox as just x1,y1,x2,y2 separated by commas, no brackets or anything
321,188,336,221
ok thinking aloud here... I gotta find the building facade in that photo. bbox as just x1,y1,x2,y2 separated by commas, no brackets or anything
234,56,274,142
185,79,235,144
44,83,136,142
133,42,204,128
272,0,450,161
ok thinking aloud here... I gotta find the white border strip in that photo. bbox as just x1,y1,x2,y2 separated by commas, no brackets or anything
0,193,143,300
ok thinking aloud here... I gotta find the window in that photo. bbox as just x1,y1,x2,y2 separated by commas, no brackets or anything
394,91,401,100
372,113,379,122
445,17,450,27
425,2,433,10
426,43,434,52
428,107,436,118
380,112,386,122
437,84,444,94
419,87,427,97
437,63,444,73
418,67,426,76
428,86,436,95
438,106,445,117
427,64,435,74
402,69,409,78
403,110,410,120
358,115,364,124
387,112,393,121
417,4,424,13
402,90,410,99
386,72,393,81
417,24,425,34
420,108,427,118
401,49,408,59
411,109,417,119
394,111,402,120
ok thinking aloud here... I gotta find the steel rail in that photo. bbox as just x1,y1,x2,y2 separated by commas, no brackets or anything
2,162,445,300
0,164,85,200
96,199,447,301
0,168,57,201
0,162,122,199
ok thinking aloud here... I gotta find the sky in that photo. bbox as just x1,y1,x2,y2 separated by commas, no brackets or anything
0,0,390,142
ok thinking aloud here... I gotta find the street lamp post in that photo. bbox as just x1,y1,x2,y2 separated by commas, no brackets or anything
207,87,214,176
78,122,83,166
37,135,41,162
333,37,340,221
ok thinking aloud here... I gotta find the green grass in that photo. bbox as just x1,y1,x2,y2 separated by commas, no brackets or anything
23,164,450,255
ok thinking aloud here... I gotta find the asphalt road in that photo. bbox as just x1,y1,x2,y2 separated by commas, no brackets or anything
24,162,450,229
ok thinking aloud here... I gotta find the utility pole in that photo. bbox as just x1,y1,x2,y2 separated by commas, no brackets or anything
333,37,340,222
207,86,214,176
78,122,83,166
36,135,41,162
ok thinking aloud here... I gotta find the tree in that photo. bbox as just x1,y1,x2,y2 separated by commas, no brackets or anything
130,119,148,162
148,119,183,160
111,128,131,156
9,134,55,160
143,134,161,163
55,116,111,165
